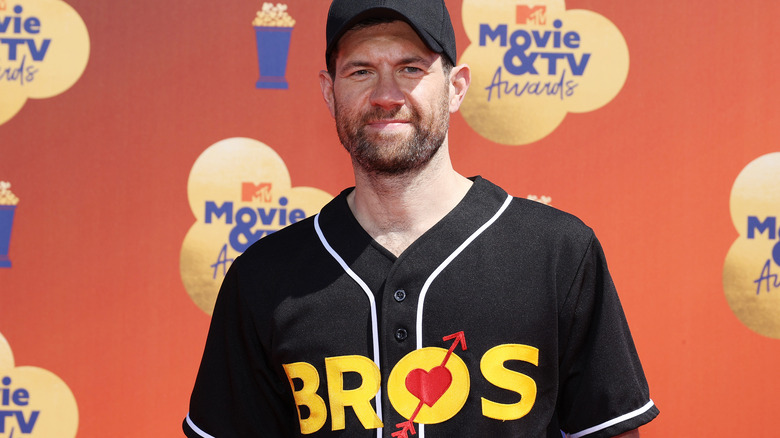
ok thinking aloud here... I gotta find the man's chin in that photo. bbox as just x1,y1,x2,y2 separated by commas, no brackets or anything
353,146,441,176
357,160,420,176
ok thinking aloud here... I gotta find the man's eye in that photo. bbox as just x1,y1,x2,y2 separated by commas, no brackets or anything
403,67,422,74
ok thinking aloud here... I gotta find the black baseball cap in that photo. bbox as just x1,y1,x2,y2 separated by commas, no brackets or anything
325,0,457,67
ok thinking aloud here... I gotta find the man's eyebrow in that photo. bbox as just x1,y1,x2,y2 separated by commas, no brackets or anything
340,60,372,71
400,55,428,65
339,55,434,72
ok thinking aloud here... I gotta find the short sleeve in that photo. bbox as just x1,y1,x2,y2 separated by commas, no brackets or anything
183,257,297,437
557,235,659,437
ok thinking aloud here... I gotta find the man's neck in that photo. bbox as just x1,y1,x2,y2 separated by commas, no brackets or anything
347,150,472,257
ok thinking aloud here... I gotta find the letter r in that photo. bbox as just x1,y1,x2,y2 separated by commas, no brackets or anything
325,355,383,431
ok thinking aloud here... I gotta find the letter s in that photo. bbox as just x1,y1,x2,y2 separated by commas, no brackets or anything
480,344,539,420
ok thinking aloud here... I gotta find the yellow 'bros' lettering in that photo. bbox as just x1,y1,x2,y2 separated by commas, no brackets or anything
480,344,539,420
325,356,383,431
282,362,327,434
282,344,539,434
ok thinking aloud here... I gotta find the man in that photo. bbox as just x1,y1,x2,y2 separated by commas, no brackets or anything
183,0,658,437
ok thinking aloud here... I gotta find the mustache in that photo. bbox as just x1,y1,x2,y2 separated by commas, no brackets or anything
361,107,417,124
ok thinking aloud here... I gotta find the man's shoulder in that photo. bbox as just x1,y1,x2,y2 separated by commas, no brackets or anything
491,195,597,258
232,189,349,271
509,197,592,235
226,214,331,297
469,176,595,246
238,214,319,263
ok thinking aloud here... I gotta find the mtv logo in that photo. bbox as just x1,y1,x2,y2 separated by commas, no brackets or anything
517,5,547,25
242,182,273,203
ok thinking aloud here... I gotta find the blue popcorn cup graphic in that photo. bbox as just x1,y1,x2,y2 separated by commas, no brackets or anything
0,206,16,268
254,26,293,89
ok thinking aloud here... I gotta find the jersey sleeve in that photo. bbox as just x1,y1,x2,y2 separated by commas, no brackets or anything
183,256,297,437
557,234,659,437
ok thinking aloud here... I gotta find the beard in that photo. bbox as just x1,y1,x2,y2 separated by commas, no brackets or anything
334,89,450,176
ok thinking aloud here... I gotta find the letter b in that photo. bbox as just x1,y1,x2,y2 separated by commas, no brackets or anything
283,362,328,434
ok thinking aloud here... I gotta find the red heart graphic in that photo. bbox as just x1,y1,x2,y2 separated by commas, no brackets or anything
405,365,452,407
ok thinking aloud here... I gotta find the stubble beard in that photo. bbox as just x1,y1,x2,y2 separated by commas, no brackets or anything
334,90,450,176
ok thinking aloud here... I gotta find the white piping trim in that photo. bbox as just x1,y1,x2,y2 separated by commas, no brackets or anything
567,400,656,438
416,194,513,438
185,413,215,438
415,194,513,350
314,213,383,438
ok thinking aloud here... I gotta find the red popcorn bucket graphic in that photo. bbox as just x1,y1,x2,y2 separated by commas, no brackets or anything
0,205,16,268
254,26,293,89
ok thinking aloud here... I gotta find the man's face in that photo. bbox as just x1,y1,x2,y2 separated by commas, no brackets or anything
325,20,451,175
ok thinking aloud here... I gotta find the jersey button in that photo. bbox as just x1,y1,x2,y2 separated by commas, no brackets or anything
394,289,407,302
395,328,408,342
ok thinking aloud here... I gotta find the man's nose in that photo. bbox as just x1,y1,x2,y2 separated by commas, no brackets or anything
369,73,405,110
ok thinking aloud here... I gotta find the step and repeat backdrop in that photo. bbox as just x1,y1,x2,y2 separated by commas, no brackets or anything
1,0,779,436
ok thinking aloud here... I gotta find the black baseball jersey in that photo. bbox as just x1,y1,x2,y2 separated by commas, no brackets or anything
183,176,658,438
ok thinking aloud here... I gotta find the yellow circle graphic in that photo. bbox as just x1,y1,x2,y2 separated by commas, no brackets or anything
723,153,780,338
0,332,79,437
0,0,90,125
0,332,14,371
387,347,470,424
458,0,628,145
180,138,333,314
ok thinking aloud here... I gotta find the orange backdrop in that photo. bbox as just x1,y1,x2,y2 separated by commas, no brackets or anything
1,0,779,436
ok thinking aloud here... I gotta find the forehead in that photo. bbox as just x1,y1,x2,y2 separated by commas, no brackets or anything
334,20,435,64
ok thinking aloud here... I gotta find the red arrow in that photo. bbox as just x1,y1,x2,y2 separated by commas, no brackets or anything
441,331,467,367
391,420,416,438
393,332,468,437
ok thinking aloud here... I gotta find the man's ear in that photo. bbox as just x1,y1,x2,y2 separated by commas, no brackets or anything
448,64,471,113
319,70,336,118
